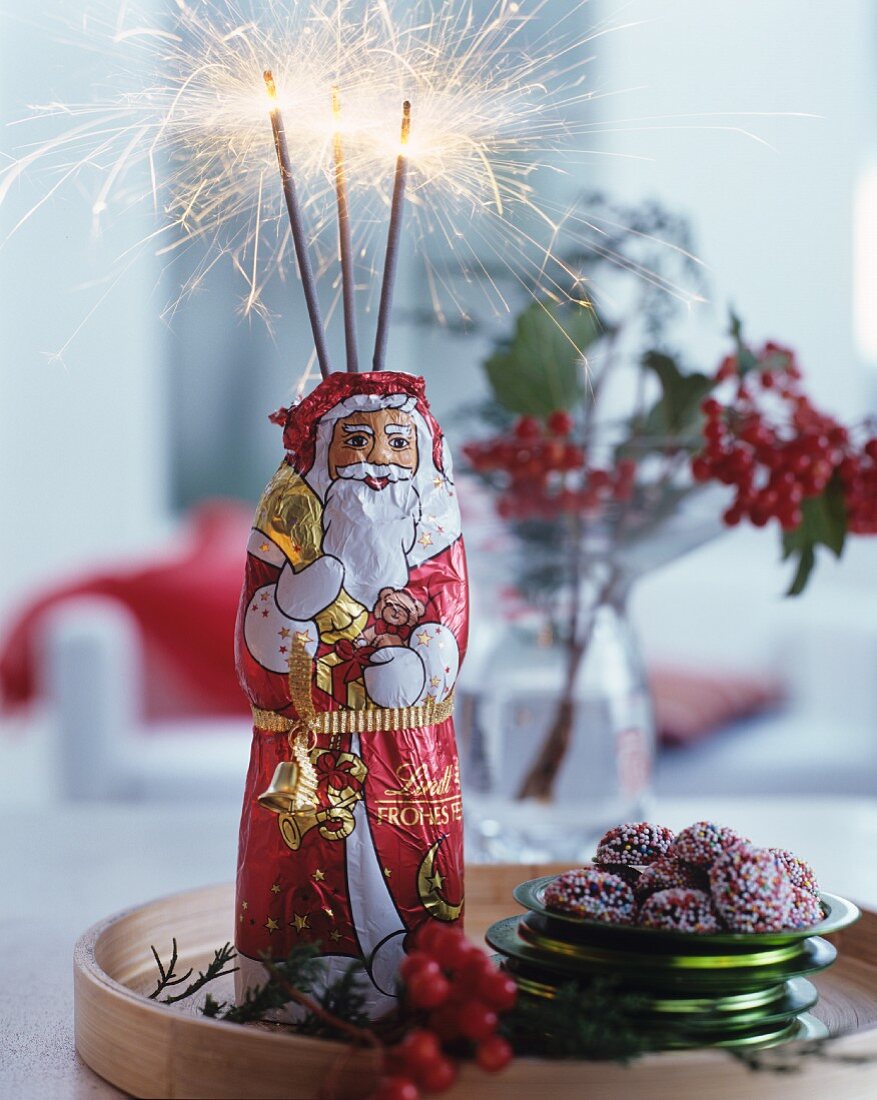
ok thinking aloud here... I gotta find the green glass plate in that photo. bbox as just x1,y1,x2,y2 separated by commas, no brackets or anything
513,876,860,948
508,966,818,1032
486,915,837,992
664,1012,828,1052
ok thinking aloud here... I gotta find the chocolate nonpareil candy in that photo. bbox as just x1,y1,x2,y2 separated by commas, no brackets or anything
234,371,468,1018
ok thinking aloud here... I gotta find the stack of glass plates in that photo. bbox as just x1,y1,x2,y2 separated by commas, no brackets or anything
485,876,861,1050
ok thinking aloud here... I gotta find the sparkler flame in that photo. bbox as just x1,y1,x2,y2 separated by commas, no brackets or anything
3,0,795,375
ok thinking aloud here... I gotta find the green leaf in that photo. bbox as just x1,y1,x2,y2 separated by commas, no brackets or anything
640,351,715,437
781,476,847,596
728,309,760,376
484,301,600,417
785,546,816,597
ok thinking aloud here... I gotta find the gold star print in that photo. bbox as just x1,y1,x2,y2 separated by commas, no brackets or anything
433,475,444,488
260,591,270,601
238,914,243,923
430,676,441,689
260,542,270,553
313,869,325,882
279,627,291,639
416,630,431,647
429,870,445,891
329,930,343,943
418,532,433,549
270,884,281,894
265,917,279,934
383,867,393,878
292,913,310,933
295,630,312,645
322,906,334,920
242,901,249,910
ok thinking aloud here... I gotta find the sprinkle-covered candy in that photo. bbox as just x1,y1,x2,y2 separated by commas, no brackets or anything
595,822,676,867
786,885,824,929
581,861,640,888
639,888,721,933
709,846,793,933
634,857,706,902
543,869,637,924
769,848,820,896
670,821,745,868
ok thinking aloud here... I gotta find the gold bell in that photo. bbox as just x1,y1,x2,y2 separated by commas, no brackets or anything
258,761,311,815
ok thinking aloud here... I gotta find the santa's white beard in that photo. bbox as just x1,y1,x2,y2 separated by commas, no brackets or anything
322,477,419,609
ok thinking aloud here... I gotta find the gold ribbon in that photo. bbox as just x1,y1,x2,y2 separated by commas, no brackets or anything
252,638,455,738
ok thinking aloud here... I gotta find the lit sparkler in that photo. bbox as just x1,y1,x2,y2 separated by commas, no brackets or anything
2,0,799,376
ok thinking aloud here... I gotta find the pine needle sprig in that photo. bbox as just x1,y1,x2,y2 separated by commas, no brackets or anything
197,940,379,1049
205,943,323,1024
501,978,653,1062
299,958,372,1036
148,939,238,1005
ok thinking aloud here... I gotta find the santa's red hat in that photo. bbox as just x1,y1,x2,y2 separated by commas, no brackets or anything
271,371,446,475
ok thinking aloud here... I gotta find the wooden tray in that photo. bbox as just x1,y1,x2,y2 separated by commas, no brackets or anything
74,864,877,1099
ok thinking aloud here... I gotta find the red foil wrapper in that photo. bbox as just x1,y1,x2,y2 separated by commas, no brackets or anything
234,371,468,1016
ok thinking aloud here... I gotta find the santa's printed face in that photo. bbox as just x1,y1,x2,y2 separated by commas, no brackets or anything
327,407,419,489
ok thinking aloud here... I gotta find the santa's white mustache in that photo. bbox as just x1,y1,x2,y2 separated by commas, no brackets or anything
334,461,412,482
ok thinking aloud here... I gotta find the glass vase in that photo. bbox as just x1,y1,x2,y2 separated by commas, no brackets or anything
460,474,728,863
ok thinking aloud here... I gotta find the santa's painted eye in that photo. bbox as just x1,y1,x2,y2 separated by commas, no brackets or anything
389,437,409,449
346,434,369,448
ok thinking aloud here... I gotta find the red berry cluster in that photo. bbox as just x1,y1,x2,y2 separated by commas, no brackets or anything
692,341,877,534
463,412,637,521
370,924,517,1100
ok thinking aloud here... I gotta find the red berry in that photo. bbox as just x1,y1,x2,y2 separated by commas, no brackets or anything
547,410,574,436
715,354,738,381
414,922,454,958
434,932,477,972
455,1000,498,1041
514,416,541,441
400,953,440,983
407,971,451,1010
691,456,712,483
476,1035,514,1073
865,438,877,462
703,419,725,444
398,1030,442,1073
700,397,722,418
475,969,518,1012
561,443,585,470
371,1076,419,1100
722,505,743,527
417,1056,457,1094
588,468,613,493
615,457,637,483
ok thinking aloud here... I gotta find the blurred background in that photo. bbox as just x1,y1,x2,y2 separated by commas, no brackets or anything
2,0,877,817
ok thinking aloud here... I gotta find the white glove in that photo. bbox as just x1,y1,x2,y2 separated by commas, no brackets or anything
364,646,425,708
275,556,344,620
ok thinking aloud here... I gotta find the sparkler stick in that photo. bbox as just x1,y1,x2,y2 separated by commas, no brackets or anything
372,100,411,373
263,69,332,381
332,87,359,374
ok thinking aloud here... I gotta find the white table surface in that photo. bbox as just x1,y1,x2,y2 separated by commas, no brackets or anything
4,796,877,1100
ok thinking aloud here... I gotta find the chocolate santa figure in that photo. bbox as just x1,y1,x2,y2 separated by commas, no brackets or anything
234,370,468,1017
